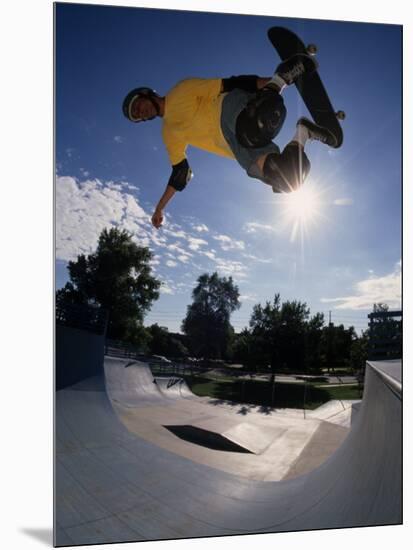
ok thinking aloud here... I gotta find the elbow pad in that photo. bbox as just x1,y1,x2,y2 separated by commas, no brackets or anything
222,75,259,93
168,159,193,191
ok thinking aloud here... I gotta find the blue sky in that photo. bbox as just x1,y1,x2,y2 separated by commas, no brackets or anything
55,3,402,334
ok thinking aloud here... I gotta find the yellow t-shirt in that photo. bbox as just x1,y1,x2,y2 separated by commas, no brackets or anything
162,78,234,165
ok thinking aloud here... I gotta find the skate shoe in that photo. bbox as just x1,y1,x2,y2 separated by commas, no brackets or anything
297,117,337,147
276,53,318,86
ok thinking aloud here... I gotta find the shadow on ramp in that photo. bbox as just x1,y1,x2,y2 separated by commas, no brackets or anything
164,425,253,453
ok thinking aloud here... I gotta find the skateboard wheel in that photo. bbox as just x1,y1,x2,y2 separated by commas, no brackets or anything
336,110,346,120
307,43,318,55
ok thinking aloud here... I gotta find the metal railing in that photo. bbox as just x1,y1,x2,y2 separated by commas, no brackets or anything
104,340,207,376
105,339,146,359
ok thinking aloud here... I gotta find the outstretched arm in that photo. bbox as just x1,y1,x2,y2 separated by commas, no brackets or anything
152,185,176,229
151,159,193,229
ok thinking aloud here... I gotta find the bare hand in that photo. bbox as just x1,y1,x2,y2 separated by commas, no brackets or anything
151,209,164,229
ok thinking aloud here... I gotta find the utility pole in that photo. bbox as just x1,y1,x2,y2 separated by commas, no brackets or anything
327,309,335,374
327,310,333,374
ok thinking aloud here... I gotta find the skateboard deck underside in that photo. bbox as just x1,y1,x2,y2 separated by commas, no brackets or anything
268,27,343,148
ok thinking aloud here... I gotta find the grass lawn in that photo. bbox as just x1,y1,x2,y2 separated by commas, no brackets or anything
316,384,363,401
187,375,362,410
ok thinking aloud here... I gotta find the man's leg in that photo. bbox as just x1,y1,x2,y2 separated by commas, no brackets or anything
236,54,319,149
261,142,311,193
264,53,319,93
256,117,336,193
236,89,286,148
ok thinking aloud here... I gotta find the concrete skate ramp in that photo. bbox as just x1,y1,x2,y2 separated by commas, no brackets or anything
104,358,197,406
55,359,401,546
155,376,196,399
104,356,164,407
306,399,361,427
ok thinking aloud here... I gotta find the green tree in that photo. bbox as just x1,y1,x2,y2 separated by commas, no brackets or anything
305,312,325,371
349,331,369,373
181,272,240,359
232,328,253,367
248,295,282,370
56,227,160,343
278,300,311,371
248,295,325,372
321,323,357,372
147,324,189,358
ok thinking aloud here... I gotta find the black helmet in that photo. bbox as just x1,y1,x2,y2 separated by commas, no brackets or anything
122,87,160,122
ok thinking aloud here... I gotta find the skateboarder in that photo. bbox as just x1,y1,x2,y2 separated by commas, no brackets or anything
122,53,336,229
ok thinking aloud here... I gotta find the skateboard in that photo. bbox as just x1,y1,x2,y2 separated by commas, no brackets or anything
268,26,345,148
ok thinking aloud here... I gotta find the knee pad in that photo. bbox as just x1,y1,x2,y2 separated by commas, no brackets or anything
236,89,286,149
263,145,310,193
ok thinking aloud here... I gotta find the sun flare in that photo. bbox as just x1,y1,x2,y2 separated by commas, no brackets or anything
281,182,325,243
285,185,320,223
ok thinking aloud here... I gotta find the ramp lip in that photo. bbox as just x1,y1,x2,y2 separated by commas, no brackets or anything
367,360,401,398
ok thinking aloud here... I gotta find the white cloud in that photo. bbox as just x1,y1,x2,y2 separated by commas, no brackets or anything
114,136,123,143
195,246,248,279
150,255,161,267
242,253,272,264
239,293,258,302
187,236,208,251
167,242,194,256
193,223,209,232
162,227,187,239
202,250,216,260
56,175,253,293
321,262,401,310
214,257,248,279
244,222,277,234
173,230,188,239
116,181,139,192
160,282,175,295
149,229,168,248
333,198,354,206
213,234,245,251
56,175,149,261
